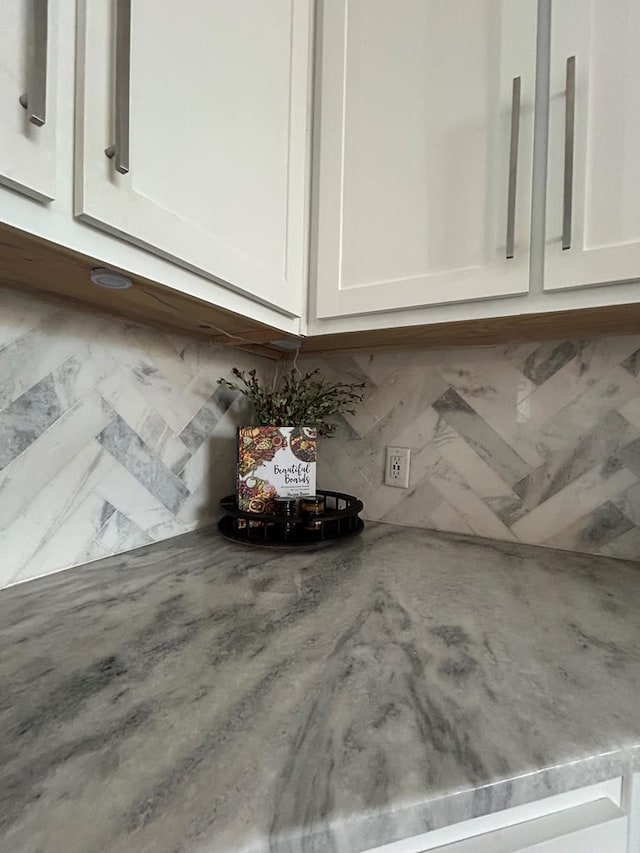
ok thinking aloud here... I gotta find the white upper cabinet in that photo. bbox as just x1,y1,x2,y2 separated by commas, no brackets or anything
314,0,538,320
546,0,640,291
76,0,312,318
0,0,57,202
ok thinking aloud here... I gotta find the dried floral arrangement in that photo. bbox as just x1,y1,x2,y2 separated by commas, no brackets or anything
217,367,366,437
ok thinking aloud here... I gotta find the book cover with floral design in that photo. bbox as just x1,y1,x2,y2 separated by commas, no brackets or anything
237,427,317,521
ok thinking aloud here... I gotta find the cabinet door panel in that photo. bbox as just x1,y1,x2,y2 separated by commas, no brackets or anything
546,0,640,291
0,0,57,201
76,0,311,317
315,0,537,319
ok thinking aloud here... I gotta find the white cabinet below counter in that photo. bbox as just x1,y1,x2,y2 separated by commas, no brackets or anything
75,0,313,319
361,776,637,853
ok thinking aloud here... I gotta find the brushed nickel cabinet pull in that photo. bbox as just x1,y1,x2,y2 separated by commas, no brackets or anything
562,56,576,250
18,0,48,127
506,76,521,260
105,0,131,174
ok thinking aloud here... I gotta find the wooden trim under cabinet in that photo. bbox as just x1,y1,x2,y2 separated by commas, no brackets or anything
0,224,299,360
1,223,639,361
301,304,640,356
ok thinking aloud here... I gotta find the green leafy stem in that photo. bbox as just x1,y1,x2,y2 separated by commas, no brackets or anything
217,367,366,437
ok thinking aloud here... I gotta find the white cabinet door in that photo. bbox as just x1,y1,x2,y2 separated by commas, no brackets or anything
546,0,640,292
314,0,537,320
76,0,312,318
0,0,57,201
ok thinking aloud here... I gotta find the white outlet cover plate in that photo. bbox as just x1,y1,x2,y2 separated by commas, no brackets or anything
385,446,411,489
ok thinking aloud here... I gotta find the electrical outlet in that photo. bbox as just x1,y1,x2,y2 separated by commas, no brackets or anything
385,446,410,488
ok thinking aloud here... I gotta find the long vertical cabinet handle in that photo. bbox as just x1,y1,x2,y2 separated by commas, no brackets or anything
562,56,576,250
506,76,521,259
18,0,48,126
104,0,131,174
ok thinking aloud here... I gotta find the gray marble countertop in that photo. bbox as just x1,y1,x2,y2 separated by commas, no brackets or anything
2,523,640,853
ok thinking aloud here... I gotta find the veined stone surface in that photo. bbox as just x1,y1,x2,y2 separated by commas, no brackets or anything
1,523,640,852
0,288,267,588
3,284,640,585
305,337,640,562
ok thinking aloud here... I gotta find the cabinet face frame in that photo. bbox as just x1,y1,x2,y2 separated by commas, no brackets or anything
314,0,538,320
74,0,313,319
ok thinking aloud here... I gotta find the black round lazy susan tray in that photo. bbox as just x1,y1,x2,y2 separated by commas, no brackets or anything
218,489,364,549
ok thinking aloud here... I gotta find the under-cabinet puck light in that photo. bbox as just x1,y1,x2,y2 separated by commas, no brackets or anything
269,339,301,351
90,268,133,290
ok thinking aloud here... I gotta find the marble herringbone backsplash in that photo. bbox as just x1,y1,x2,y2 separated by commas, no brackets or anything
307,337,640,562
0,288,263,588
2,286,640,588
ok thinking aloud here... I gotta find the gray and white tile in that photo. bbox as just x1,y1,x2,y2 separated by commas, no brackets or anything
97,415,191,515
0,288,258,587
308,336,640,563
4,281,640,582
0,391,114,529
433,389,531,486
